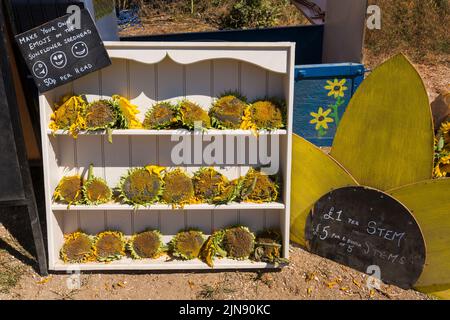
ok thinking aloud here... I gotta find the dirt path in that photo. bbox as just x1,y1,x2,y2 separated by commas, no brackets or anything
0,222,430,300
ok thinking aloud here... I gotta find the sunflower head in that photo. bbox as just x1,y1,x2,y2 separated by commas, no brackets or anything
112,95,143,129
92,231,125,262
60,231,93,263
240,168,279,203
210,94,247,129
169,230,205,260
243,100,284,130
253,229,285,264
199,230,227,267
53,175,83,205
143,102,180,129
223,226,255,260
49,95,86,137
434,154,450,178
161,169,194,207
84,100,116,130
119,166,164,206
438,120,450,145
193,168,228,204
128,230,164,259
179,100,211,130
211,178,242,205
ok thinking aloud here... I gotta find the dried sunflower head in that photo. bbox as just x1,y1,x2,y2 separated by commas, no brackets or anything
211,178,242,205
83,164,112,205
143,102,180,129
60,231,93,263
199,230,227,267
49,95,86,138
169,230,205,260
242,100,285,130
223,226,255,260
210,94,247,129
84,100,116,131
240,168,279,203
112,95,143,129
93,231,125,262
119,166,165,207
53,175,83,205
127,230,165,259
178,100,211,130
193,168,228,204
253,230,287,265
162,169,194,207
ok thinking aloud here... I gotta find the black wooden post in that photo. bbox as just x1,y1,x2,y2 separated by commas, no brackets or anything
0,3,48,276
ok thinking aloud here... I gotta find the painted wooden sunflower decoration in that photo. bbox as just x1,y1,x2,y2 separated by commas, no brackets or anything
290,54,450,298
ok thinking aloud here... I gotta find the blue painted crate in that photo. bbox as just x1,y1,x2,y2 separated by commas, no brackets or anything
294,63,365,147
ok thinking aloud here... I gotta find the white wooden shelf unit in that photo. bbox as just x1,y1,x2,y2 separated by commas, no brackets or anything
40,42,295,271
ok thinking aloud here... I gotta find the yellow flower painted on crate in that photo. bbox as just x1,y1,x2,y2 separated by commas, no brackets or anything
309,107,334,130
325,79,348,99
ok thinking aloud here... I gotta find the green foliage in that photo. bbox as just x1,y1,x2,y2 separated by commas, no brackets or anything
221,0,281,29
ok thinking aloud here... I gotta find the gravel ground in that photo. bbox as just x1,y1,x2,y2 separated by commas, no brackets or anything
0,220,430,300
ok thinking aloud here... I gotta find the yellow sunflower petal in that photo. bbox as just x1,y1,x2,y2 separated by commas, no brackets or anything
331,54,434,191
388,179,450,293
290,134,358,247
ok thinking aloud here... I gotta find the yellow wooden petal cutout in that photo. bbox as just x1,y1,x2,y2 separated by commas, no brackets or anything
290,134,357,246
331,54,434,191
388,178,450,294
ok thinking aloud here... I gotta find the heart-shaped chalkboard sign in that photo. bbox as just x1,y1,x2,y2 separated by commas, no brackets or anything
305,186,426,289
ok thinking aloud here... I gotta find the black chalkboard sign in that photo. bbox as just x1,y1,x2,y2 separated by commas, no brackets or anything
14,8,111,93
305,186,426,289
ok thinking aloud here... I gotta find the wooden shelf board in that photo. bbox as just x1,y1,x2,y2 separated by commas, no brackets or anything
51,202,285,211
52,257,282,271
47,129,287,136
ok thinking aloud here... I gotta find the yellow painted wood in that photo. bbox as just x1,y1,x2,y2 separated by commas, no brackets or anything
432,290,450,300
290,134,357,246
389,178,450,289
331,54,434,191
